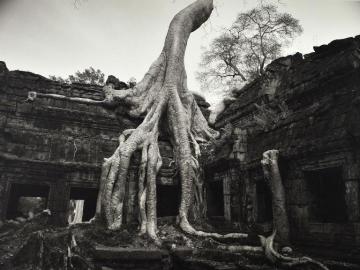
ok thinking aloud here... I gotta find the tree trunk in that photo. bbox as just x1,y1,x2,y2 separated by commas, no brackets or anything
28,0,251,243
24,2,332,268
261,150,290,244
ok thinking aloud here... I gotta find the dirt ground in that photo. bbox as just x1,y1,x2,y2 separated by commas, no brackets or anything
0,212,358,270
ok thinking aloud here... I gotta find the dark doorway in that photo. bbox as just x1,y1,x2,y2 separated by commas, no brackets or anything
68,187,98,223
207,180,224,217
256,181,273,223
305,167,348,223
6,183,49,219
157,185,180,217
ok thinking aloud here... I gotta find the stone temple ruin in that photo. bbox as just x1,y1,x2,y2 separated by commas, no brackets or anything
0,60,211,227
0,63,211,226
209,36,360,260
1,35,360,265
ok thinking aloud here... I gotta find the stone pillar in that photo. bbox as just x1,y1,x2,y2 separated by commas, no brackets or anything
245,172,256,226
125,169,138,224
229,167,242,222
223,172,231,221
344,180,360,221
0,182,6,220
343,159,360,221
48,181,70,226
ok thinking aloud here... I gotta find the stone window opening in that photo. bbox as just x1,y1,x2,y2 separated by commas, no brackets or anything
156,184,180,217
256,180,273,223
305,167,348,223
207,179,225,218
68,187,98,224
6,183,49,220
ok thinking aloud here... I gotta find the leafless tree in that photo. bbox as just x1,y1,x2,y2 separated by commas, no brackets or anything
197,4,302,93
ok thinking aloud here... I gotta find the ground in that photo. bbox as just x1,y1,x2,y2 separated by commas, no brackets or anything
1,213,358,270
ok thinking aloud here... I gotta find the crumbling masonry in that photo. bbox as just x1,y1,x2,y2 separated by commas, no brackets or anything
209,35,360,260
1,35,360,260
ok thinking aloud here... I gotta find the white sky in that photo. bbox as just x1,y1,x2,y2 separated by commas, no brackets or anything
0,0,359,106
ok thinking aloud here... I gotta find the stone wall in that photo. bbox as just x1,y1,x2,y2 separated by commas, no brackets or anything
0,69,119,224
0,65,211,225
212,36,360,254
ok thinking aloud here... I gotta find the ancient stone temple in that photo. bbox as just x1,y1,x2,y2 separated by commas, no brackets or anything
0,63,210,226
1,35,360,264
208,36,360,260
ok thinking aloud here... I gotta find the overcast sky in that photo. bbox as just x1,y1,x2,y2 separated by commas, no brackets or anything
0,0,359,106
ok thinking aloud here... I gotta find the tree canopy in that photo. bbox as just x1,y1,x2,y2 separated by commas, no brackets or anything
197,3,302,94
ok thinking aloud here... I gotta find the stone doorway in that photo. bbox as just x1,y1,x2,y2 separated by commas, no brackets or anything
6,183,49,220
68,187,98,224
207,179,225,218
255,180,273,223
305,167,348,223
156,184,180,217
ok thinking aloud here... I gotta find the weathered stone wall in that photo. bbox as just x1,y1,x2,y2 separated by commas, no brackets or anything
0,68,121,224
212,36,360,254
0,65,211,225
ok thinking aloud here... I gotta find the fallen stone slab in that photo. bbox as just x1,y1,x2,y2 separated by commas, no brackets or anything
94,246,168,261
171,247,194,258
171,247,194,259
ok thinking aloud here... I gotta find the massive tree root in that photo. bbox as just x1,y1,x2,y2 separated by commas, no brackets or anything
28,0,247,243
260,231,329,270
217,150,329,270
219,231,329,270
27,1,329,269
91,0,248,242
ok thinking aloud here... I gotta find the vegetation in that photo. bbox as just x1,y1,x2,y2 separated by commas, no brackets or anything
253,101,291,131
49,67,105,85
197,3,302,94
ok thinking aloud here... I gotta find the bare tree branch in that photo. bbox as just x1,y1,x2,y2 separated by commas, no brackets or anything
198,3,302,93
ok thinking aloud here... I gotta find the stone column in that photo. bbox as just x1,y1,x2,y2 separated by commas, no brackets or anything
344,180,360,221
125,169,138,224
223,172,231,221
48,181,70,226
0,182,6,221
343,160,360,221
